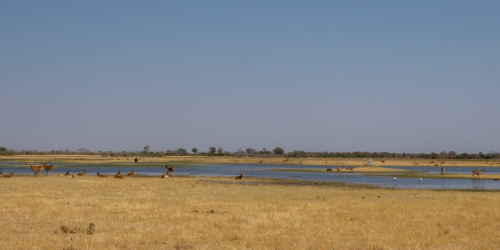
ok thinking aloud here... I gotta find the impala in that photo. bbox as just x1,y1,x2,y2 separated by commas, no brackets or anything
472,169,484,178
161,172,169,179
165,165,175,176
30,164,44,177
3,172,14,178
42,162,55,176
127,170,135,176
77,169,87,176
235,173,244,180
114,171,124,179
97,172,108,178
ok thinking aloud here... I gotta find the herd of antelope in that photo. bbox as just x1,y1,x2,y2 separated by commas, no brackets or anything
326,166,354,171
0,163,177,179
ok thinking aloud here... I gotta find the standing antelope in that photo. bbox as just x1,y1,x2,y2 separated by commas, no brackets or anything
472,169,484,178
30,164,44,177
77,169,87,176
165,164,175,176
97,172,108,178
0,169,3,176
127,170,135,176
441,166,445,176
381,160,385,163
42,162,55,176
259,160,264,164
235,173,244,180
3,172,14,178
441,161,445,165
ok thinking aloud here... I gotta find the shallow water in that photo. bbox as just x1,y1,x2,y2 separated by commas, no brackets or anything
1,162,499,190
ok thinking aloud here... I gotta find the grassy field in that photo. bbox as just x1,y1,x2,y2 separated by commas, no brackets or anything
1,154,499,167
1,175,500,249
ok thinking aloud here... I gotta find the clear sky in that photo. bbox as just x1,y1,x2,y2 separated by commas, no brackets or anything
1,1,499,153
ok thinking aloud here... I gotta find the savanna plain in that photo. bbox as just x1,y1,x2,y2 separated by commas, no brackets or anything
1,173,500,250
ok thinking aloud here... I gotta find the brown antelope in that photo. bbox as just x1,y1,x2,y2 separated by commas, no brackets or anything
165,164,175,176
77,169,87,176
3,172,14,178
42,162,55,176
161,172,169,179
472,169,484,178
381,160,385,163
127,170,135,176
336,167,341,171
64,170,72,177
441,161,445,165
30,164,44,177
259,160,264,164
441,167,445,176
348,166,354,171
326,167,333,171
97,172,108,178
114,171,124,179
0,169,3,176
235,173,243,180
56,173,65,177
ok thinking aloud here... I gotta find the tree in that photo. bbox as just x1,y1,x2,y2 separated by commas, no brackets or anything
0,147,6,152
77,148,90,154
209,147,216,154
176,148,187,156
143,145,150,154
260,148,271,154
217,146,223,154
191,148,198,154
440,151,447,159
273,147,285,155
246,148,255,155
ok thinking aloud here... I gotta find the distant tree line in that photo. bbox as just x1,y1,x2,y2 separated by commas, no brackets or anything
0,146,498,160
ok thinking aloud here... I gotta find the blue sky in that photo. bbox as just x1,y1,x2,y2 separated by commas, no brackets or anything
1,1,499,153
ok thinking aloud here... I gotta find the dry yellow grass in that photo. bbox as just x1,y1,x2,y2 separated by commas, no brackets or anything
2,154,499,167
1,175,500,249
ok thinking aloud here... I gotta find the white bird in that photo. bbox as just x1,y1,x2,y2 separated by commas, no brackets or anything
394,178,397,181
419,178,423,182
